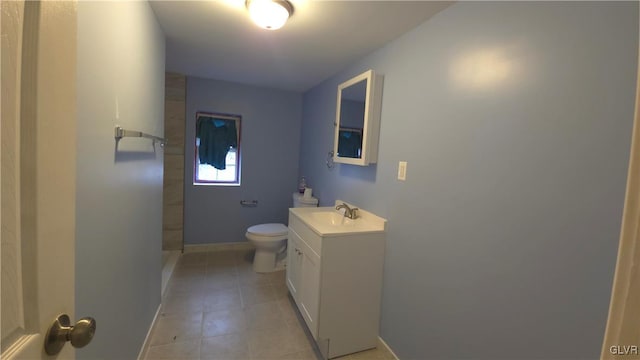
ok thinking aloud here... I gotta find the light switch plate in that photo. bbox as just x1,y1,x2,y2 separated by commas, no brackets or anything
398,161,407,180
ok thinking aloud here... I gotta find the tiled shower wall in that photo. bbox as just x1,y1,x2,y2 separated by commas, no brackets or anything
163,72,186,250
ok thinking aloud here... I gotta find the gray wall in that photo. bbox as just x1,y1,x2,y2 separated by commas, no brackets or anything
184,77,302,244
299,2,638,359
76,2,165,358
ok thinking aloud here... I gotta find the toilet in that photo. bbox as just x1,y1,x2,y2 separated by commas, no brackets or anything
246,193,318,273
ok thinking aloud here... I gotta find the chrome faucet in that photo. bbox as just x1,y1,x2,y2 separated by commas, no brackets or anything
335,203,359,219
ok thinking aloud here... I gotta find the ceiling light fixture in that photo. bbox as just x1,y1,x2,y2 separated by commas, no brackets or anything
246,0,293,30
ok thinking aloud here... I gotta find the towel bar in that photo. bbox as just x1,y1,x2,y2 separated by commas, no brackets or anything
114,126,167,147
240,200,258,207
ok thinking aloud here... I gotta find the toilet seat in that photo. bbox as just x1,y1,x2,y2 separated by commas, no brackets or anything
246,223,288,242
247,223,288,236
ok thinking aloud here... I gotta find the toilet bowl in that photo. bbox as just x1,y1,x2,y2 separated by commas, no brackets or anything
246,193,318,273
246,223,288,273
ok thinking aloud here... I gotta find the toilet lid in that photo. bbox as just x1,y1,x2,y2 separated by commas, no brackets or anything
247,223,288,237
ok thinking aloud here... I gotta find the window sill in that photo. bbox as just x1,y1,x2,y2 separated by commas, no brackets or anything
193,182,241,187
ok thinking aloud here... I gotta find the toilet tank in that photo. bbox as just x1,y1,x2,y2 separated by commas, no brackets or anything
292,193,318,207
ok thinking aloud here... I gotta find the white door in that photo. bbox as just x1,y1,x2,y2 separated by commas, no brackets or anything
601,19,640,359
1,1,80,358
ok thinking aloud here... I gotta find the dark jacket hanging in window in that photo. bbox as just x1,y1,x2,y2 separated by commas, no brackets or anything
197,117,238,170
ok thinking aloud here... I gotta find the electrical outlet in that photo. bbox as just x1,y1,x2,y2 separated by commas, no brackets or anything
398,161,407,181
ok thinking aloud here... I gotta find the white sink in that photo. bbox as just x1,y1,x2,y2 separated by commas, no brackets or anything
289,200,386,236
309,211,356,227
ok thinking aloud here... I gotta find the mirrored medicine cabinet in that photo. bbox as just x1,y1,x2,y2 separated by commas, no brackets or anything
333,69,383,166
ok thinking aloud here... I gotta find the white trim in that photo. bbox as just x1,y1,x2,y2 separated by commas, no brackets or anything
136,304,161,360
2,334,41,360
378,336,400,360
184,242,254,253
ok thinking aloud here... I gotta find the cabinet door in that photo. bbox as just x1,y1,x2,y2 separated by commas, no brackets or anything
299,241,321,339
286,228,303,300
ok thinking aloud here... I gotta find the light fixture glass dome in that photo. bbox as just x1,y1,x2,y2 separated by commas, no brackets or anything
247,0,293,30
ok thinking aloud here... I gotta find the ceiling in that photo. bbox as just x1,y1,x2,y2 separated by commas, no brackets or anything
150,1,452,92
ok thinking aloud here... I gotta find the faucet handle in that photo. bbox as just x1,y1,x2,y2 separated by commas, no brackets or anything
351,208,359,219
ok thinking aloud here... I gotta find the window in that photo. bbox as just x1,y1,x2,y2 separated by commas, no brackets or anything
194,112,241,185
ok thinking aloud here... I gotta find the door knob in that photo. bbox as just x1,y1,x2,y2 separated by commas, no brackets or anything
44,314,96,355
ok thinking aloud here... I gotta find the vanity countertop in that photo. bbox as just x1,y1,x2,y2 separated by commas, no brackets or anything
289,200,387,237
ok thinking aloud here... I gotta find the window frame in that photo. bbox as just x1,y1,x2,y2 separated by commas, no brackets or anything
193,111,242,186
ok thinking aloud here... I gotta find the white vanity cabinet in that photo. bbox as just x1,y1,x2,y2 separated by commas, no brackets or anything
287,206,386,359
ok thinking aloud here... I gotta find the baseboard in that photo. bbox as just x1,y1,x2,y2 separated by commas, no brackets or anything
378,336,400,360
137,304,161,360
184,242,254,253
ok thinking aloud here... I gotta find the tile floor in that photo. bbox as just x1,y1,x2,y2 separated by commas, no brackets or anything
143,250,393,360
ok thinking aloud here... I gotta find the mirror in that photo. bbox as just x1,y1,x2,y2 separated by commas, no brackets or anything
333,69,383,166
